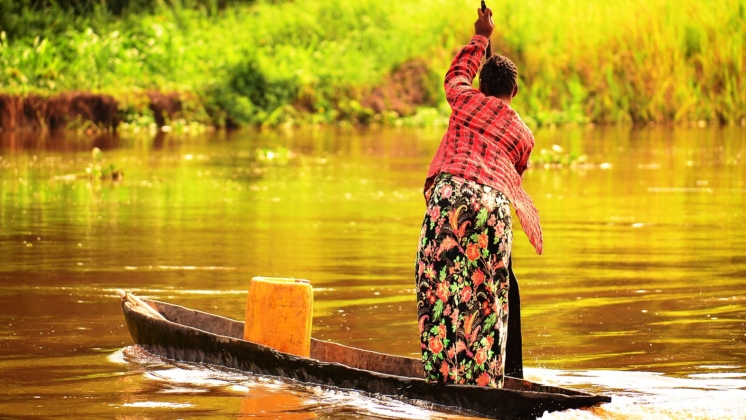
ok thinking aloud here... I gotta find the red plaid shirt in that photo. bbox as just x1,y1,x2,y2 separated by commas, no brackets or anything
425,35,543,254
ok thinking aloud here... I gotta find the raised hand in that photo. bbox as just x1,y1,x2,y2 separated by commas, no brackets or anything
475,6,494,39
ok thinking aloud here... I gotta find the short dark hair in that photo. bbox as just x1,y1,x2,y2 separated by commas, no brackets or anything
479,54,518,98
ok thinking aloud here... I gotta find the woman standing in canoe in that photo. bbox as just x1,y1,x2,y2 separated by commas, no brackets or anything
415,6,543,388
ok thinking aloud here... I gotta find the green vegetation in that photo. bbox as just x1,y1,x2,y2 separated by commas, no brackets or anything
0,0,744,128
85,147,123,180
532,145,588,169
51,147,124,181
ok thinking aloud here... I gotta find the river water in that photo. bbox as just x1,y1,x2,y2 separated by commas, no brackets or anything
0,126,744,419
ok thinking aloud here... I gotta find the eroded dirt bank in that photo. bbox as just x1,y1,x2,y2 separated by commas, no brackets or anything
0,92,183,132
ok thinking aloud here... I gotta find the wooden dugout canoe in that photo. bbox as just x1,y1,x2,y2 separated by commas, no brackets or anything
120,296,611,420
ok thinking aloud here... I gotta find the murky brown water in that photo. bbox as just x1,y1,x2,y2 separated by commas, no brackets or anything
1,126,744,419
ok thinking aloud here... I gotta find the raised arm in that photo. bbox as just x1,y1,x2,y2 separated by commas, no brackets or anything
444,7,494,106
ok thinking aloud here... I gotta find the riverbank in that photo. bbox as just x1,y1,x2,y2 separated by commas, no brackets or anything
0,92,200,134
0,0,744,130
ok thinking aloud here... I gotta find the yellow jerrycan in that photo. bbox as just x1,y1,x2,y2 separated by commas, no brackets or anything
243,277,313,357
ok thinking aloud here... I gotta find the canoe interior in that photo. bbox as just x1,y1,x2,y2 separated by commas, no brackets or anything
148,299,592,396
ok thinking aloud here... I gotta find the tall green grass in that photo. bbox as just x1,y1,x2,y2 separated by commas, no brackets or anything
0,0,743,127
488,0,746,125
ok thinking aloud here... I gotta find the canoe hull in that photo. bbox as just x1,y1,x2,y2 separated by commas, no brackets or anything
122,299,610,420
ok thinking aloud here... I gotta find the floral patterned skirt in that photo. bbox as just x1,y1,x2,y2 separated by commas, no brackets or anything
415,173,513,388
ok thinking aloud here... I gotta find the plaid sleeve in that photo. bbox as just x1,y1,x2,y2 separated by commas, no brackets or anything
444,35,489,107
515,127,535,177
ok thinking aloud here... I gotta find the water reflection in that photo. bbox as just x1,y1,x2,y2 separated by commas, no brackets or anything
0,130,124,152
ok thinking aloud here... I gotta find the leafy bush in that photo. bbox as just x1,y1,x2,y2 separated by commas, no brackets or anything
205,56,298,127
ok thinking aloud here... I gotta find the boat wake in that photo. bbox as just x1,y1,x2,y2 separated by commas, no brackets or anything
110,346,470,420
527,368,746,420
111,346,745,419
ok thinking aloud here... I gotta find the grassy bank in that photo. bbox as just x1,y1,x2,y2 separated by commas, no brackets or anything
0,0,744,129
